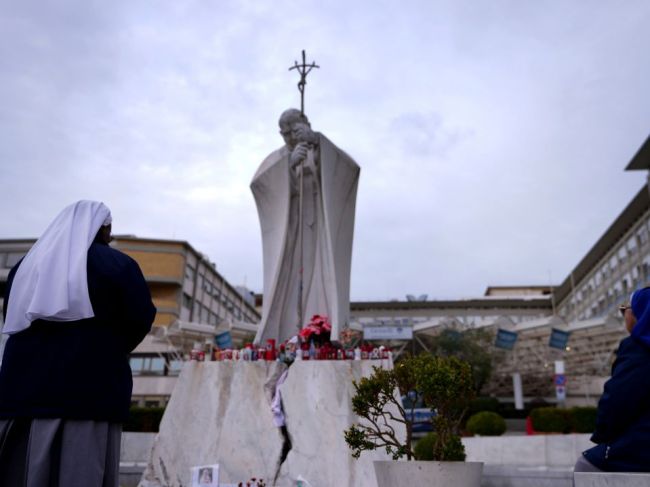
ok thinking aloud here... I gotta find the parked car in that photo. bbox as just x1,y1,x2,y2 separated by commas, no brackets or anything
402,392,434,437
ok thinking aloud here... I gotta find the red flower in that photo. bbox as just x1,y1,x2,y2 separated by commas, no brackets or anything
299,326,315,339
299,315,332,341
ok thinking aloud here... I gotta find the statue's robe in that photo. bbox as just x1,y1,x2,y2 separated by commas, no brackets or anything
251,134,360,343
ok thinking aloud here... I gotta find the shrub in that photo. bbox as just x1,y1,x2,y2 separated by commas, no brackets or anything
344,354,475,461
414,432,465,461
413,433,436,461
570,406,597,433
123,407,165,432
530,407,570,433
466,411,506,436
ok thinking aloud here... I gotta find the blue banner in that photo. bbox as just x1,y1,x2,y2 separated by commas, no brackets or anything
215,331,233,349
495,329,518,350
549,328,570,350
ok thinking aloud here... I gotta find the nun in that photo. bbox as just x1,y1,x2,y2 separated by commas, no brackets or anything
575,286,650,472
0,200,156,486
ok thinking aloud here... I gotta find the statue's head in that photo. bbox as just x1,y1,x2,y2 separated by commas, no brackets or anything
278,108,310,149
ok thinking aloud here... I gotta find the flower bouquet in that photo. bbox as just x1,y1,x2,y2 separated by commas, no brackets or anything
298,314,332,346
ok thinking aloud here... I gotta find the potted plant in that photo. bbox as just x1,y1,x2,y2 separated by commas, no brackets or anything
343,354,483,487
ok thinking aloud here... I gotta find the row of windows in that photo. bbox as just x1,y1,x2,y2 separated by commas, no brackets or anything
193,300,222,325
184,264,256,323
129,355,183,376
183,291,257,325
562,216,650,320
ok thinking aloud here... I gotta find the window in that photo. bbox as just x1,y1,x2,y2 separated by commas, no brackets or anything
203,280,213,294
150,357,165,373
182,293,192,310
168,359,183,376
609,254,618,270
130,356,165,376
185,265,196,281
130,357,143,374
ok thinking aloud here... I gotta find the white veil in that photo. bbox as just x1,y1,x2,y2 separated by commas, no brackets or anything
3,200,112,335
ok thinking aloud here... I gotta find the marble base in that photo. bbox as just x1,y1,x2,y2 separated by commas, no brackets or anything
139,359,401,487
139,361,286,486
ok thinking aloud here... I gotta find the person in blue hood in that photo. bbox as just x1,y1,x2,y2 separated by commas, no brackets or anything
575,286,650,472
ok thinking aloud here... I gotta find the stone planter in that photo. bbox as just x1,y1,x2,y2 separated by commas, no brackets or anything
373,460,483,487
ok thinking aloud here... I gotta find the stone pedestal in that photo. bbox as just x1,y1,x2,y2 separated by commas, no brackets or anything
139,359,401,487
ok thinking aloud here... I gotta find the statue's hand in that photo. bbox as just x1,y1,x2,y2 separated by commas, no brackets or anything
293,124,318,146
290,142,310,168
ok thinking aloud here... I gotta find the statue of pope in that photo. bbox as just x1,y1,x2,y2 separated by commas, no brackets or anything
251,108,360,344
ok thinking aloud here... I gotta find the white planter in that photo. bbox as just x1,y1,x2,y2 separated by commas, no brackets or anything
373,460,483,487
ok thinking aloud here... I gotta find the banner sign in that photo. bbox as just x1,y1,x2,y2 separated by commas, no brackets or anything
495,329,518,350
549,328,570,350
363,325,413,341
215,331,233,349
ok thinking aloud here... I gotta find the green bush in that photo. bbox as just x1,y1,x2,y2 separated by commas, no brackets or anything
466,411,506,436
123,407,165,432
530,407,570,433
570,407,597,433
440,434,466,461
413,433,436,460
414,433,466,461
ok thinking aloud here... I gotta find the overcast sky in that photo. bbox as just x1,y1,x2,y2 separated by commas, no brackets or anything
1,1,649,301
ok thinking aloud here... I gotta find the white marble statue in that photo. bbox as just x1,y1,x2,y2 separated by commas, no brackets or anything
251,108,360,344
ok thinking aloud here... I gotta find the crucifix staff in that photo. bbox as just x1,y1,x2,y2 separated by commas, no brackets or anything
289,50,319,115
288,50,319,332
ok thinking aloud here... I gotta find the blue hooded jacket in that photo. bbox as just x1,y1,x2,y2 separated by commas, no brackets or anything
583,287,650,472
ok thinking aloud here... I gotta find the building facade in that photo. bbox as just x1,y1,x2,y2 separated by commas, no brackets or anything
350,136,650,405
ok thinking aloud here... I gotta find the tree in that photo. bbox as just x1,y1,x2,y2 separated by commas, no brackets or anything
344,354,475,461
425,327,495,394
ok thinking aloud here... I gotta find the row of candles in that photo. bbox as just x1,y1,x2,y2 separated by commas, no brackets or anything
189,339,392,363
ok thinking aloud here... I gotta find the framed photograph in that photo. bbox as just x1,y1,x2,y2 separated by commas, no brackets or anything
191,464,219,487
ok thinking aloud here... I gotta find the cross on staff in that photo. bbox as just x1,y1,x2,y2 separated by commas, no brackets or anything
289,50,320,115
288,50,319,332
